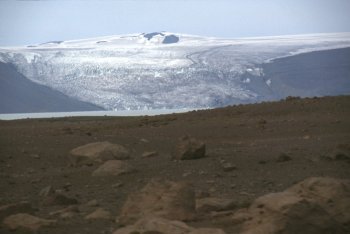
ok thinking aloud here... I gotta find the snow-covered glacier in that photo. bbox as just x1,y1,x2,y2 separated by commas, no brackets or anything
1,32,350,111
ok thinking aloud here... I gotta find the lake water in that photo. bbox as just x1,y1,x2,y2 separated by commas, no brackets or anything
0,109,195,120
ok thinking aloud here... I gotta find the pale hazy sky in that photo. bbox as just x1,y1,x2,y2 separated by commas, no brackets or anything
0,0,350,46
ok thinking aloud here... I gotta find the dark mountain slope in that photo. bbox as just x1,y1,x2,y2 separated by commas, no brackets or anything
0,62,103,113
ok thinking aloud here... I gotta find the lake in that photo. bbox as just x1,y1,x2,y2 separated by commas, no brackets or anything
0,109,195,120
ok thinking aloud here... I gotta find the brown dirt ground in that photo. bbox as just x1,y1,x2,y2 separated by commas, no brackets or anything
0,95,349,233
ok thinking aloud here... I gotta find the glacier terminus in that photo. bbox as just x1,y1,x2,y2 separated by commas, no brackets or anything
1,32,350,112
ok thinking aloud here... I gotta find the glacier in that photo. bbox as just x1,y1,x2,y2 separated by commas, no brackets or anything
1,32,350,111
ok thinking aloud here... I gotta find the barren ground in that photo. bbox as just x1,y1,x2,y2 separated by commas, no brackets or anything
0,95,349,233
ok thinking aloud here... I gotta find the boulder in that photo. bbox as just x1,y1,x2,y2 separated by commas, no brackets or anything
69,141,130,166
118,179,195,225
237,177,350,234
92,160,134,177
0,201,35,221
286,177,350,225
3,213,56,232
173,136,205,160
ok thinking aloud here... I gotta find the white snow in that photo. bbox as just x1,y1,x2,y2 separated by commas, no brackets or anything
243,78,251,83
266,79,272,86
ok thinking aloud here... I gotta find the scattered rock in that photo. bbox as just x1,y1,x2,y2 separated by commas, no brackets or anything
85,208,111,220
140,138,149,143
173,136,206,160
86,199,99,207
0,201,35,221
30,178,41,184
69,141,130,166
237,177,350,234
30,154,40,159
324,144,350,161
303,135,311,140
258,119,267,125
3,213,56,232
118,179,195,225
39,185,54,197
142,151,158,158
112,182,124,188
92,160,134,177
276,153,292,162
258,160,267,164
221,162,237,171
43,193,78,206
196,197,237,212
63,182,72,191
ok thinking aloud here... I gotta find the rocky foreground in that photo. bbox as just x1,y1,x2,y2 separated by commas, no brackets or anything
0,96,350,233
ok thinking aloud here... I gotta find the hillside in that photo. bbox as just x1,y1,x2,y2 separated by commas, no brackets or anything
0,62,103,113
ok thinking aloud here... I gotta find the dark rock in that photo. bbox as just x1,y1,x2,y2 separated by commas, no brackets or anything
173,136,206,160
325,144,350,161
163,35,180,44
143,32,165,40
43,193,78,206
276,153,292,162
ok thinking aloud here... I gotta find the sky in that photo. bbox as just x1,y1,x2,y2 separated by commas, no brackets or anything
0,0,350,46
